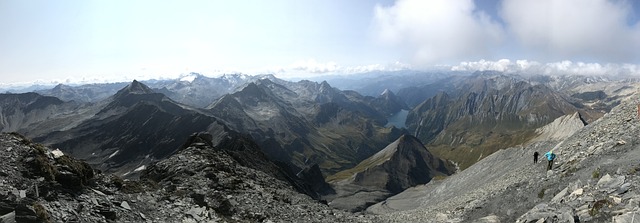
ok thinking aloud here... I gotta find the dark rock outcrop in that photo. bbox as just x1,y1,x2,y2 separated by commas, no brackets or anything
0,132,376,222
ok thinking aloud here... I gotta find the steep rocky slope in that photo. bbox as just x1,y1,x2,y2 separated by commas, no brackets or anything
208,78,405,175
325,134,453,212
0,93,90,134
0,132,374,222
530,112,587,142
35,80,221,177
371,89,640,222
407,73,585,170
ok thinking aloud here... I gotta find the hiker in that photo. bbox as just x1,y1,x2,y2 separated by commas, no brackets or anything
533,151,539,164
545,151,556,170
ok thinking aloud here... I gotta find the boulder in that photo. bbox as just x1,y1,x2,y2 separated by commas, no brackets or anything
612,210,640,222
14,203,37,223
472,214,501,223
551,187,568,203
0,211,15,223
596,174,625,193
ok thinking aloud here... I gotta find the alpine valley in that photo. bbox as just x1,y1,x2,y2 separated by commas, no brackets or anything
1,70,640,222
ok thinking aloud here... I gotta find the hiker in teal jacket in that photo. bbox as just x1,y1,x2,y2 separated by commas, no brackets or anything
545,151,556,170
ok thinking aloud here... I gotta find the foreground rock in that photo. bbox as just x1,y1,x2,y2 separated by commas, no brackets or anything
0,132,373,222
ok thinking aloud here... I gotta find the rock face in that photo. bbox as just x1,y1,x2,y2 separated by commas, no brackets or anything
333,134,453,193
207,78,406,175
325,134,453,212
370,89,640,222
35,80,221,177
406,72,585,170
0,132,373,222
371,89,409,115
531,112,587,142
0,92,77,133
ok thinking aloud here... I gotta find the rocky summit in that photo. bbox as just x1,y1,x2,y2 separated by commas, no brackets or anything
0,132,376,222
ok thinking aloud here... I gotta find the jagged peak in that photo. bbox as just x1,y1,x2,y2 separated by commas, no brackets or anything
115,80,154,96
358,134,426,169
319,81,333,93
235,82,267,97
380,89,397,99
52,83,70,91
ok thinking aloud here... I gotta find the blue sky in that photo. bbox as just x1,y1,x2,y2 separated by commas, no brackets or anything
1,0,639,85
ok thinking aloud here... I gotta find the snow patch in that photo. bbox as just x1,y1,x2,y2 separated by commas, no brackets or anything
108,150,119,159
179,73,198,82
134,165,146,172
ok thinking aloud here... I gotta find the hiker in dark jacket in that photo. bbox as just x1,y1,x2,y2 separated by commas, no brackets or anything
545,151,556,170
533,151,539,164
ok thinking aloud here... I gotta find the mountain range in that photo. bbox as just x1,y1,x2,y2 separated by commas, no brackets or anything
1,70,639,222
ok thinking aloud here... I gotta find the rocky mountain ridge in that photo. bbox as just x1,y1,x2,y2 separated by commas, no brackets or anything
207,78,406,175
0,132,374,222
370,88,640,222
34,80,222,178
407,73,593,170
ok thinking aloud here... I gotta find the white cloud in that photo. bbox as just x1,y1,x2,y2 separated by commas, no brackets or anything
451,59,640,76
372,0,504,64
289,59,340,74
262,59,411,79
501,0,640,62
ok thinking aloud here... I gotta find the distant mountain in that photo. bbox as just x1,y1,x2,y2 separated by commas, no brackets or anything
308,70,457,97
207,78,406,175
33,73,274,108
34,80,220,177
0,93,64,131
0,92,100,138
21,77,406,183
372,89,409,115
406,72,588,170
147,73,276,108
36,82,128,103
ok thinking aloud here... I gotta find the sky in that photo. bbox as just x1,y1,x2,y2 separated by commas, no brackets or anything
1,0,640,86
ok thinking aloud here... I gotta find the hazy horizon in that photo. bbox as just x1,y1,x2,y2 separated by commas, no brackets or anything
2,0,639,85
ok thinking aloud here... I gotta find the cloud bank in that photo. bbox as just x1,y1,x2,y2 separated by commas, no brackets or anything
373,0,504,64
452,59,640,76
263,59,411,78
373,0,640,65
